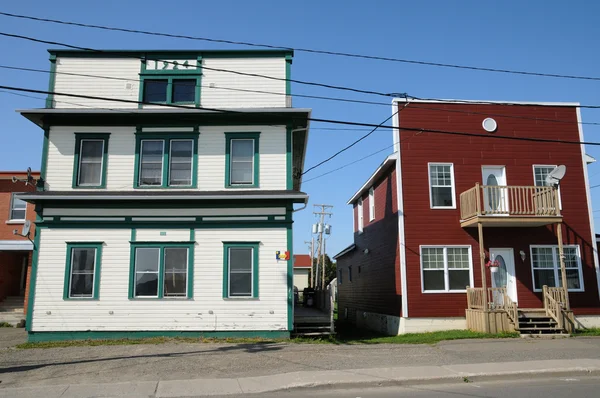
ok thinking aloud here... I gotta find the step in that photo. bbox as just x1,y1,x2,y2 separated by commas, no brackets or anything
0,308,24,313
294,326,333,332
292,332,334,337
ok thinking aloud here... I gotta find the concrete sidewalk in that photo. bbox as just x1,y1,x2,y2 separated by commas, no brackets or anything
1,359,599,397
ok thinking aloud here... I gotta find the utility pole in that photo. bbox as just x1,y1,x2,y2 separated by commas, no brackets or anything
304,240,313,287
312,204,333,291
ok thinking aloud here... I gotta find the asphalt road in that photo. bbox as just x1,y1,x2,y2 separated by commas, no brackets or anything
247,377,600,398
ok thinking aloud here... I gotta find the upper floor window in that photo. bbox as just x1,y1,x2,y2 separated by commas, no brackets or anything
9,193,26,221
357,198,364,233
73,133,110,188
533,165,562,209
369,187,375,221
428,163,456,209
530,245,583,292
134,133,198,188
421,246,472,292
142,78,198,104
225,133,260,188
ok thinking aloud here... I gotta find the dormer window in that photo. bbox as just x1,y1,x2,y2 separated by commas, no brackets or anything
139,58,201,106
142,78,197,104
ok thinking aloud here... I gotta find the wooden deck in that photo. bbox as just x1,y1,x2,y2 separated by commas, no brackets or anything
294,306,330,324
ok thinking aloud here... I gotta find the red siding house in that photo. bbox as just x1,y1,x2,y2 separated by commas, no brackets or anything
335,99,600,335
0,171,39,324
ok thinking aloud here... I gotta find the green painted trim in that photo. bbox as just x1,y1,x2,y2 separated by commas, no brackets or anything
222,242,260,299
48,49,293,58
25,228,41,331
72,133,110,189
196,56,202,108
63,242,103,300
225,132,261,188
131,228,137,242
45,55,57,108
45,201,299,209
287,223,293,331
189,228,195,241
139,75,201,106
134,132,199,188
285,55,292,98
28,330,290,342
38,126,50,191
37,221,291,229
129,242,194,299
286,125,293,190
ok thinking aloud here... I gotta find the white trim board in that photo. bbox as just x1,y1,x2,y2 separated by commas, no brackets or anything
0,240,33,251
394,107,409,318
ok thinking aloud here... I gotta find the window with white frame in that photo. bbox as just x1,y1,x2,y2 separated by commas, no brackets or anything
369,187,375,221
533,165,562,209
428,163,455,208
138,138,194,187
421,246,472,292
139,140,165,186
66,245,100,299
357,199,364,233
78,139,105,186
530,245,583,292
9,193,26,221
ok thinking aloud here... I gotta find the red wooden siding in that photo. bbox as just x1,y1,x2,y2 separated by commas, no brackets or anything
337,166,402,317
398,102,600,317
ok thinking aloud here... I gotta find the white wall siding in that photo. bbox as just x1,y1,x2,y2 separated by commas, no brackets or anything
135,229,190,242
32,228,288,332
46,125,286,191
201,58,286,108
53,58,140,109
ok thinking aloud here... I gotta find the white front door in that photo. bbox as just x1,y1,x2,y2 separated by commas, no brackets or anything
490,248,517,303
482,166,508,214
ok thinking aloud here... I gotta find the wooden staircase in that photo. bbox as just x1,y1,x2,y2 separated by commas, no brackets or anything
517,309,568,335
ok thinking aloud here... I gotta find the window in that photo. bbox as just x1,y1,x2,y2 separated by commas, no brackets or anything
421,246,472,292
530,245,583,292
130,243,194,299
428,163,456,208
357,199,364,233
225,133,260,188
338,269,342,284
369,187,375,221
135,134,198,188
63,243,102,300
533,165,562,209
141,77,199,105
223,242,259,298
348,266,353,282
73,133,110,188
9,193,26,221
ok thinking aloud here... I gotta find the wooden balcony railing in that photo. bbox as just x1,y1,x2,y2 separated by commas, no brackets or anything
460,184,560,220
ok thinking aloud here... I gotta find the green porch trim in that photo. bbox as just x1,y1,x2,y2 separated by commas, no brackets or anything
71,133,111,189
38,126,50,191
224,132,261,188
286,125,293,190
129,242,194,299
222,242,260,299
285,55,292,98
63,242,103,300
25,227,41,331
287,218,293,331
133,132,199,189
27,330,290,342
45,54,57,108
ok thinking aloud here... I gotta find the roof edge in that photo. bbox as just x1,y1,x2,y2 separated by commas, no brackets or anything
392,98,581,107
333,244,356,260
48,49,294,58
347,154,397,204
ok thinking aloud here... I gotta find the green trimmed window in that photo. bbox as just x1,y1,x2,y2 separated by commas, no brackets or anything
72,133,110,188
141,78,200,105
223,242,259,298
134,133,198,188
63,242,103,300
225,133,260,188
129,243,194,299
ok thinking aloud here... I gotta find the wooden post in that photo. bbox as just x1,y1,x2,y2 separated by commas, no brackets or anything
554,187,561,216
475,182,482,215
478,222,489,332
556,222,570,310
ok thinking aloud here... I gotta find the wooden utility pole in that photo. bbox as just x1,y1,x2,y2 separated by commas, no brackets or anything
304,239,314,287
312,204,333,291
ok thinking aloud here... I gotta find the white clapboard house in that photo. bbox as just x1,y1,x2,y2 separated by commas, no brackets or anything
18,49,310,342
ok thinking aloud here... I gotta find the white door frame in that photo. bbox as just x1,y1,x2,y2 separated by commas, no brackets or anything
482,166,509,215
490,248,518,303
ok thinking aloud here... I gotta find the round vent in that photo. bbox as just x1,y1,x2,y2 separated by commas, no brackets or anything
482,118,498,132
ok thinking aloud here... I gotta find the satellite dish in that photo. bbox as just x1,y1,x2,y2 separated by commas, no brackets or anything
545,165,567,186
22,220,31,237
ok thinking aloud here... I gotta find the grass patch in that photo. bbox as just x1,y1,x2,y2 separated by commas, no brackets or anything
0,322,14,328
573,327,600,336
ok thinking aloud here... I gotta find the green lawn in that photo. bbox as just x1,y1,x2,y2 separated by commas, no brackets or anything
573,327,600,336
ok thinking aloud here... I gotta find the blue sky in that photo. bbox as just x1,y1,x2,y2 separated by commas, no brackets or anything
1,1,600,257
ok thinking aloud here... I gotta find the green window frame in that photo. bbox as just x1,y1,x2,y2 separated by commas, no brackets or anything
63,242,103,300
128,242,194,299
138,58,202,107
225,132,260,188
72,133,110,189
133,133,199,188
222,242,260,298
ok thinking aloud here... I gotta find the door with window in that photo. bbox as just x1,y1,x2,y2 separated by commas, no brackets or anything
482,166,508,215
490,248,517,304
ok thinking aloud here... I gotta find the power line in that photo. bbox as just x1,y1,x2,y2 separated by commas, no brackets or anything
0,31,395,98
3,84,600,149
2,10,600,82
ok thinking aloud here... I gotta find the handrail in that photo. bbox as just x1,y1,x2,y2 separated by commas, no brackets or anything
504,293,518,329
466,287,484,309
460,185,560,219
543,285,564,330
